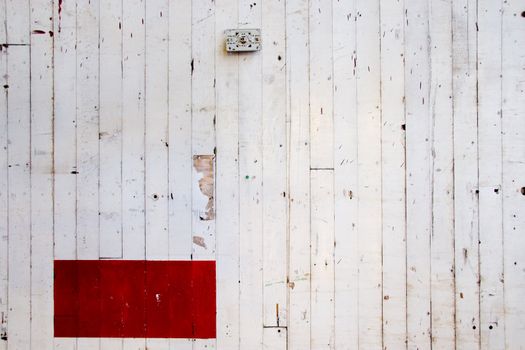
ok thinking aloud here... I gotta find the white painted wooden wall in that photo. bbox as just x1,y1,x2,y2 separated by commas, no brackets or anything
0,0,524,349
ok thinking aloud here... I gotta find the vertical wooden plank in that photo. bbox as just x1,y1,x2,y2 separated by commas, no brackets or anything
99,0,123,258
6,45,31,350
238,0,263,347
380,0,407,347
53,0,77,261
452,0,480,347
144,2,170,347
122,0,145,260
310,170,335,349
286,0,311,347
0,0,5,43
76,0,99,261
168,2,197,344
168,0,192,261
309,0,333,169
502,1,525,348
429,0,455,347
53,0,77,348
215,0,240,346
309,0,334,346
261,0,287,334
6,0,30,44
356,0,383,348
191,0,216,264
405,0,431,347
145,0,169,262
76,0,100,346
191,0,216,338
0,45,8,350
477,0,504,348
333,0,359,348
30,0,54,348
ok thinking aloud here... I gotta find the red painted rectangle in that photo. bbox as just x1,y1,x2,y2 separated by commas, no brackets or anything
54,260,216,338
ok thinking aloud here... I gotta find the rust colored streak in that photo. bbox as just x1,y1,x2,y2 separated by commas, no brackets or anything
193,155,215,220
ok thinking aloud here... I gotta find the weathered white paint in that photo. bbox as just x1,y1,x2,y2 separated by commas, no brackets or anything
1,0,524,349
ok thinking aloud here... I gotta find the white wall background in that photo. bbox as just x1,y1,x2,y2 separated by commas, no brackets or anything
0,0,524,349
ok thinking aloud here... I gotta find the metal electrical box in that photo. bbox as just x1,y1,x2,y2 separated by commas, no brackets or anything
225,29,261,52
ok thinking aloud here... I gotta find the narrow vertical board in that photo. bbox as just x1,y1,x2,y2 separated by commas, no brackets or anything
53,0,77,261
309,0,333,169
145,0,169,261
238,0,263,347
261,0,287,333
191,0,216,343
310,170,335,349
215,0,240,345
168,0,192,261
478,0,505,348
191,0,216,263
6,0,30,44
0,46,7,350
452,0,480,347
286,0,311,348
144,0,173,332
333,0,359,347
380,0,407,347
76,0,100,261
405,0,432,348
6,46,31,350
429,0,455,347
0,0,5,43
122,0,146,260
356,0,383,347
99,0,123,258
502,0,525,348
30,0,54,348
53,0,78,348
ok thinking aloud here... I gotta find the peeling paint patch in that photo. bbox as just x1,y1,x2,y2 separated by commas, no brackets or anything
193,236,207,249
193,155,215,221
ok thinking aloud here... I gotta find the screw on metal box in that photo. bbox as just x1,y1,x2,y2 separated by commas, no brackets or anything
225,29,261,52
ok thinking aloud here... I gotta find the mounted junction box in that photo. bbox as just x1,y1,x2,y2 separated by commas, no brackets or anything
225,29,261,52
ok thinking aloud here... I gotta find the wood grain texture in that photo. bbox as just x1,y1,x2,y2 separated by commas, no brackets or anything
0,0,523,349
